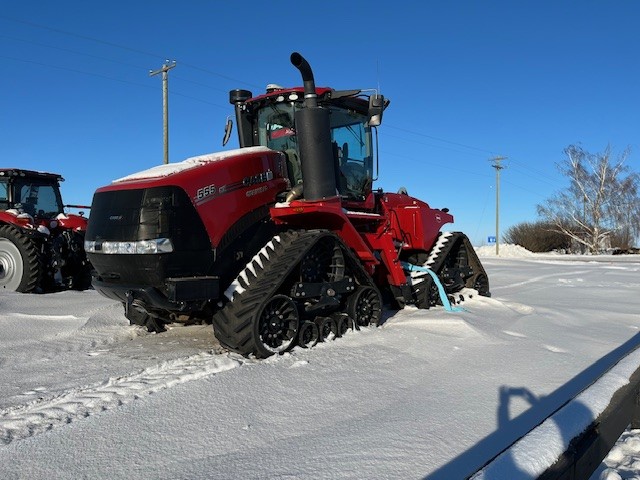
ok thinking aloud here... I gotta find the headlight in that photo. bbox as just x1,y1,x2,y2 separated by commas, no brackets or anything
84,238,174,254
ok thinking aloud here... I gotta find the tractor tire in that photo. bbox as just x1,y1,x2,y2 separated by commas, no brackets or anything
0,225,42,293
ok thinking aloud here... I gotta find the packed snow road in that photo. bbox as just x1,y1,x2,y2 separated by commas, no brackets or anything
1,252,639,479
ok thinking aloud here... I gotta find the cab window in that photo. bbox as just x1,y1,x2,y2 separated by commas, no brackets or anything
14,180,63,218
330,108,373,199
0,180,8,210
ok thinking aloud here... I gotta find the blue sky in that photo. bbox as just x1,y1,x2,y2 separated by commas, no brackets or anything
1,1,638,245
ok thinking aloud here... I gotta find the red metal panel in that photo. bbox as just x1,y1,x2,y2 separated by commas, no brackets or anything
96,149,289,247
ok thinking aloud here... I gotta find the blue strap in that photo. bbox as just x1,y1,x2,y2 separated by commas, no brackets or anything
401,262,466,312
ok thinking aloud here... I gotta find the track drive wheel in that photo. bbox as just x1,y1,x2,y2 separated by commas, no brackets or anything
347,286,382,327
0,225,41,293
300,236,345,283
256,294,299,357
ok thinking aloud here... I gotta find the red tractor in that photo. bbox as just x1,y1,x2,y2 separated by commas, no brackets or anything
0,169,92,292
85,52,489,357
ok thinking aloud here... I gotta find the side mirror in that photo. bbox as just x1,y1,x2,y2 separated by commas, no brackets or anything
222,116,233,146
368,94,385,127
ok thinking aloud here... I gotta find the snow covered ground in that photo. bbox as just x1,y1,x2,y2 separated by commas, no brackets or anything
1,247,640,479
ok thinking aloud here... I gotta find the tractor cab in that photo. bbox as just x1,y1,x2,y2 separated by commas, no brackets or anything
229,85,387,203
0,169,65,219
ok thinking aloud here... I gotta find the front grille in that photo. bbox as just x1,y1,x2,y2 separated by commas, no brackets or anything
86,186,213,287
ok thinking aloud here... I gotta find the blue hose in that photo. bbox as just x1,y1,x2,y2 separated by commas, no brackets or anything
401,262,466,313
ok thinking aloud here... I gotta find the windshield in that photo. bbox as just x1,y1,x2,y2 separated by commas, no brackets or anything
256,100,374,199
13,179,64,218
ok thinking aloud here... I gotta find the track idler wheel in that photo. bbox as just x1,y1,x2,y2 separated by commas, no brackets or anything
347,286,382,327
298,321,319,348
472,273,490,297
256,294,299,356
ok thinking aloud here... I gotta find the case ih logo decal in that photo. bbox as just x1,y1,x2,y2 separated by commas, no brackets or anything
194,170,273,206
243,170,273,186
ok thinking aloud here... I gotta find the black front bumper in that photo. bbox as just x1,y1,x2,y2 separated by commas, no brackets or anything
92,275,220,313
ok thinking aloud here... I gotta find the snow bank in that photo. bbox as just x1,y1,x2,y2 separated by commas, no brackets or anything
476,244,537,258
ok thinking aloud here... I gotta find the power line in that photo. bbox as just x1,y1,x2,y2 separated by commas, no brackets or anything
381,131,492,159
0,14,260,89
0,33,145,70
386,124,497,155
0,14,164,59
0,54,227,109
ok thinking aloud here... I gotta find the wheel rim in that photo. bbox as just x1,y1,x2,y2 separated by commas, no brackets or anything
257,295,299,354
299,237,345,283
0,238,24,291
348,287,382,327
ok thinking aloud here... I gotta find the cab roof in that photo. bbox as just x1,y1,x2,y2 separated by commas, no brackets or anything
0,169,64,181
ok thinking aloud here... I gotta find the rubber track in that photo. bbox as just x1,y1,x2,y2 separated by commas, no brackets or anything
411,231,490,301
211,229,376,357
425,232,490,291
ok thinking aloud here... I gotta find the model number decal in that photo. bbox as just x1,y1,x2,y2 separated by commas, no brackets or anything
196,184,216,200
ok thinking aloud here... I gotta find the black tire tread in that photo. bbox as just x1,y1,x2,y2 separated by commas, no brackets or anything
0,224,42,293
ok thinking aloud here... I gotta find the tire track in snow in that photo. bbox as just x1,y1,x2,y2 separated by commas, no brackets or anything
490,270,590,291
3,304,138,356
0,351,245,446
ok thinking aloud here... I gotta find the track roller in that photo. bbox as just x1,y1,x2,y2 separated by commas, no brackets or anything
298,321,319,348
316,316,338,341
332,313,352,337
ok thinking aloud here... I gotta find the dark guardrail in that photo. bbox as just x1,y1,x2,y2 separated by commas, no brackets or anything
538,363,640,479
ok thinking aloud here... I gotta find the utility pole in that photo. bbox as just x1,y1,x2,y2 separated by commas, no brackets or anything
490,156,507,256
149,60,176,164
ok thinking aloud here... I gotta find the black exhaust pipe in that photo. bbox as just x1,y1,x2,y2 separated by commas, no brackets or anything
290,52,318,108
290,52,336,201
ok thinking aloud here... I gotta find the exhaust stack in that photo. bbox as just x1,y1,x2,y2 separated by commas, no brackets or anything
290,52,336,201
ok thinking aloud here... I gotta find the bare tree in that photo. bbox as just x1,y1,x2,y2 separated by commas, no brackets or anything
537,145,640,253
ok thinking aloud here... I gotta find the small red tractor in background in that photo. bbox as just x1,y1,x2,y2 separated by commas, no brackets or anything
0,169,91,293
85,52,489,357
